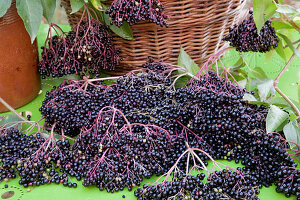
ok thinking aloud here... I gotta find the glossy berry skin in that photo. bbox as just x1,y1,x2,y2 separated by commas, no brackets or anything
223,10,278,53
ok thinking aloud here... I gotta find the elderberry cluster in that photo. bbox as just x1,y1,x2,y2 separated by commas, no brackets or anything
135,169,260,200
38,20,120,79
0,129,76,188
106,0,168,27
223,10,279,52
275,167,300,198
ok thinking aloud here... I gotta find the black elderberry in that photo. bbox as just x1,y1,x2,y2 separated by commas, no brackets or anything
223,10,278,53
106,0,168,27
38,13,120,79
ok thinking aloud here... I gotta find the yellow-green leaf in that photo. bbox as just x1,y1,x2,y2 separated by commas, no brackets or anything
278,33,300,58
272,20,293,30
275,39,286,61
253,0,275,33
90,0,103,11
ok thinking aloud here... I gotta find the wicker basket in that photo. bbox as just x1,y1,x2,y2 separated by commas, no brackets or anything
61,0,246,75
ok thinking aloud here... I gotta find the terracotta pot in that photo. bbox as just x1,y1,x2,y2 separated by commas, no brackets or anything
0,1,40,113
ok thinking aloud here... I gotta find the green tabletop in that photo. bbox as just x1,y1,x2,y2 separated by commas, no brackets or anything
0,25,299,200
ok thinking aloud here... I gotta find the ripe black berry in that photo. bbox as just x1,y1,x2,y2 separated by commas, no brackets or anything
223,10,279,52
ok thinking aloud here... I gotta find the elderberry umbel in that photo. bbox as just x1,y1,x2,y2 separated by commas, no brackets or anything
38,6,120,79
135,170,260,200
0,129,76,188
275,166,300,198
223,10,278,52
106,0,168,27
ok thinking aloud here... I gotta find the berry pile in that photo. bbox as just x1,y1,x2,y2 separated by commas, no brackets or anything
38,8,120,79
40,61,175,136
223,11,279,52
106,0,168,27
135,170,260,200
40,59,257,137
2,59,299,198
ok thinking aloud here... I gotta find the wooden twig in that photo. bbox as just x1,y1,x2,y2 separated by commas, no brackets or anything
0,97,28,122
274,44,300,120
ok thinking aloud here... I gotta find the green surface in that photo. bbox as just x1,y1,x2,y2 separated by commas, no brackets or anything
0,25,299,200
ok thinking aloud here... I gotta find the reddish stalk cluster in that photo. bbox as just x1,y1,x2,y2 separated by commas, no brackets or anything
135,146,260,200
69,107,177,192
186,47,244,96
38,6,120,79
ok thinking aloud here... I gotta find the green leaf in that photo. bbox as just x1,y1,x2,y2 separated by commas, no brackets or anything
253,0,266,33
275,39,287,61
266,105,289,133
0,114,22,129
295,18,300,28
253,0,274,33
264,1,277,20
272,20,293,30
70,0,84,14
257,78,274,101
297,155,300,163
229,57,245,70
177,47,199,75
90,0,103,10
288,110,299,122
230,69,248,82
265,49,275,63
175,75,191,88
298,83,300,105
0,0,11,18
283,121,300,148
102,5,134,40
238,79,247,89
105,18,134,40
276,4,297,14
268,96,294,108
41,0,56,23
16,0,43,43
243,93,258,102
249,67,268,79
278,33,300,58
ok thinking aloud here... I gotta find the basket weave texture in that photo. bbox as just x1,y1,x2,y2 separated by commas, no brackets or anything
61,0,245,75
0,1,18,26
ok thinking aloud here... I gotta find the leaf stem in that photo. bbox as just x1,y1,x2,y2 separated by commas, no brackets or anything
274,44,300,119
283,14,300,33
0,97,28,122
284,39,300,49
0,97,46,134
